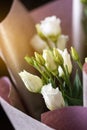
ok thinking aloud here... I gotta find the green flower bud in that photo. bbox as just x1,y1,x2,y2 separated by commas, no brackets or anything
34,52,45,65
53,48,63,66
71,47,79,61
25,56,34,65
43,49,57,71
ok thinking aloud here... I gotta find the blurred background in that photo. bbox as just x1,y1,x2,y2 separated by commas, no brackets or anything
0,0,54,78
20,0,54,10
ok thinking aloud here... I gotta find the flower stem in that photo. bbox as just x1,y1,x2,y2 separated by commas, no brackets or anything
77,60,82,70
62,65,72,96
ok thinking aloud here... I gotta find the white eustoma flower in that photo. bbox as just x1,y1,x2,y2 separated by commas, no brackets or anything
41,83,65,110
57,48,72,75
19,70,43,93
36,16,61,41
62,49,72,74
57,35,69,50
43,49,57,71
31,34,48,53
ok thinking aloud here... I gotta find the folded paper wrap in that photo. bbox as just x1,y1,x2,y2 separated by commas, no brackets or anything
0,0,47,120
41,106,87,130
0,97,53,130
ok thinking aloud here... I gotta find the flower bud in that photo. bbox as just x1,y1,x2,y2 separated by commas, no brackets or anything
19,70,43,93
71,47,79,61
53,48,63,66
34,52,45,65
57,35,69,50
41,83,65,110
43,49,57,71
31,34,48,53
63,49,72,74
25,56,34,66
58,66,64,77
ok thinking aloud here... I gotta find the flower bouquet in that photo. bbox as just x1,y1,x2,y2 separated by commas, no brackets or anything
19,16,86,129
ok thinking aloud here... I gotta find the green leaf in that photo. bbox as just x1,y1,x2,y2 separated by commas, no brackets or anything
64,94,83,106
81,0,87,4
72,70,82,99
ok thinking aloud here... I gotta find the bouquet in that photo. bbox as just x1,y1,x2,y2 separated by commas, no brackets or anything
19,16,83,111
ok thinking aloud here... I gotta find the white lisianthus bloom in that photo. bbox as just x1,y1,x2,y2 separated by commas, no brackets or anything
41,83,65,110
31,34,48,53
57,35,69,50
43,49,57,71
36,16,61,41
19,70,43,93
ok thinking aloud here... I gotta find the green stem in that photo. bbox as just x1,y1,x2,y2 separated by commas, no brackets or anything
77,60,82,70
62,65,72,96
34,62,48,83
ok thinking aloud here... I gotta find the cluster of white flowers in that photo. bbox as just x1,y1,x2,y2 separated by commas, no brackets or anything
31,16,68,52
19,47,72,110
19,70,65,110
36,16,61,40
19,16,83,111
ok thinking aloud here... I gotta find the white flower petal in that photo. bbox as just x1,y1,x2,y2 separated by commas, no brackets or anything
31,34,48,53
43,49,57,71
57,48,72,74
38,16,61,38
57,35,69,50
41,83,65,110
19,70,43,93
58,66,64,77
63,49,72,74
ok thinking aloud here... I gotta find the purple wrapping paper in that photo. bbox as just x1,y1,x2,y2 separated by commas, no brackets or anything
0,77,11,103
41,106,87,130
